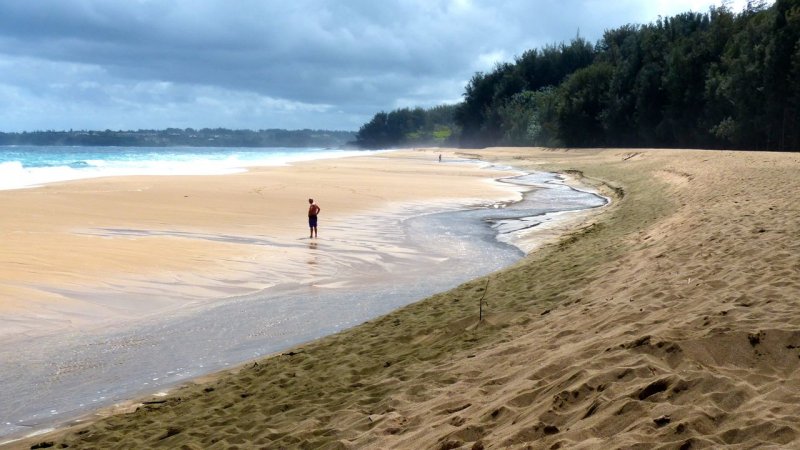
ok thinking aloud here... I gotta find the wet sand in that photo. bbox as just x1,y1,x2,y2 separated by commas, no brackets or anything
8,147,800,449
0,149,518,341
0,152,607,442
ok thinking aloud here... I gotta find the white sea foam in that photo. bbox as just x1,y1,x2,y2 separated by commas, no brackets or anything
0,148,384,191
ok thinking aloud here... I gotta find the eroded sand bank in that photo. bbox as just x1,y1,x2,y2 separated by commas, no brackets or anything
9,147,800,449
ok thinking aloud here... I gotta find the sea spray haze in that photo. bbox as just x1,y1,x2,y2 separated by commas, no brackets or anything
0,146,377,190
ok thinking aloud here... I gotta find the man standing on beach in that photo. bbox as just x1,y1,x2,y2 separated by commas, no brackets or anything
308,198,320,238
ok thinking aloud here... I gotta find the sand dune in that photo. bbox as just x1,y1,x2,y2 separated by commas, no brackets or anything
9,148,800,449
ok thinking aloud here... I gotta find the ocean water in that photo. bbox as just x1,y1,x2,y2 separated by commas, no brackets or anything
0,145,375,190
0,152,608,442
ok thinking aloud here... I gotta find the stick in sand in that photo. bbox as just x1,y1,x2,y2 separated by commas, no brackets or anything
479,276,490,322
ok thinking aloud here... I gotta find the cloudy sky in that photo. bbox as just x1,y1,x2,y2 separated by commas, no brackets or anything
0,0,757,132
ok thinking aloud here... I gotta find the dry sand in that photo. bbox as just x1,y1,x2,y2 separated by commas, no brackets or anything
7,147,800,449
0,149,517,341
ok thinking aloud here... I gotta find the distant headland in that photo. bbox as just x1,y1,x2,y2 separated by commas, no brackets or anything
0,128,357,148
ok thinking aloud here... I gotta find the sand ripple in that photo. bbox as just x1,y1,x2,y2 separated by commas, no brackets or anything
11,148,800,449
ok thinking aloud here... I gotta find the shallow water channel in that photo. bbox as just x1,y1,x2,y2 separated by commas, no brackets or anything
0,168,607,442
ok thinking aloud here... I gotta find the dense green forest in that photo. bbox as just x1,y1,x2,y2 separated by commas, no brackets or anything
0,128,356,148
354,104,459,148
357,0,800,151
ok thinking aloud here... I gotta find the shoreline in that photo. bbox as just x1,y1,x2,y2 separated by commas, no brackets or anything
0,149,607,443
0,146,379,191
0,149,521,342
491,169,611,253
12,147,799,449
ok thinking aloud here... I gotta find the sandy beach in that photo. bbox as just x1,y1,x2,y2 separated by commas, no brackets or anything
7,147,800,449
0,149,518,341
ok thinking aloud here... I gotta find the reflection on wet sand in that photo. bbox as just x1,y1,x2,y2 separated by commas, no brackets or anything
307,240,318,266
0,170,606,442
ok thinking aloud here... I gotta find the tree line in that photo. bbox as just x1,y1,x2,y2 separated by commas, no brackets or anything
0,128,356,148
357,0,800,151
355,104,460,148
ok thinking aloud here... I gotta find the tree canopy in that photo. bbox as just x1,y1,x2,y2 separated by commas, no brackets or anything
355,105,459,148
358,1,800,151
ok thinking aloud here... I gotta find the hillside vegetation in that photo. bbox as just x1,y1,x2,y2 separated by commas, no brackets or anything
358,1,800,151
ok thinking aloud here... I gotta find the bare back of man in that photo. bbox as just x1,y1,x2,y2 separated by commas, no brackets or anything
308,198,320,238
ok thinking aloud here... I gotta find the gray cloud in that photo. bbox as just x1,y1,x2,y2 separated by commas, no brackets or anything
0,0,753,131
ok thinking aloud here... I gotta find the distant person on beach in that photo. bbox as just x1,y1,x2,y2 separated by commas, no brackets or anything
308,198,320,238
438,153,442,162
